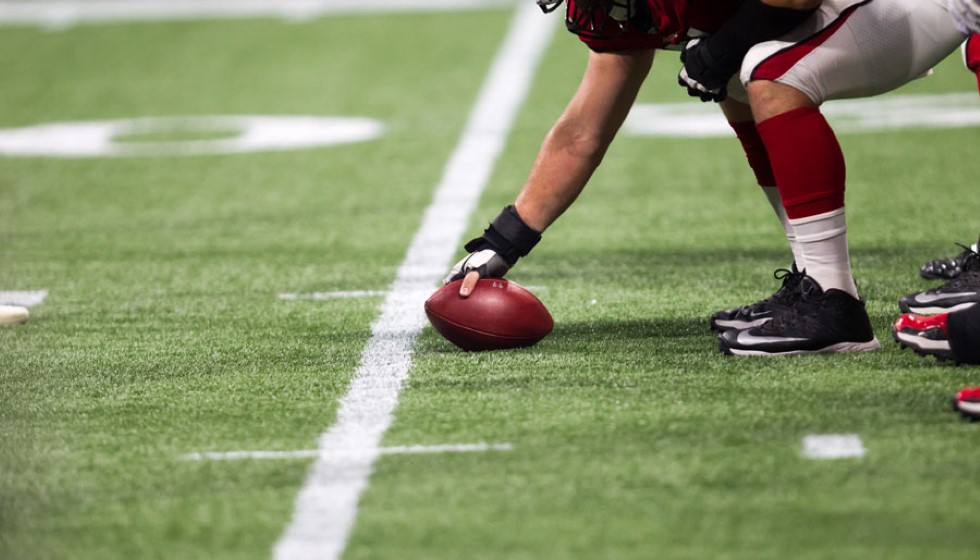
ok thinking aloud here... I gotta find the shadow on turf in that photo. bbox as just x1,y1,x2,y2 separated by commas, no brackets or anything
552,317,706,341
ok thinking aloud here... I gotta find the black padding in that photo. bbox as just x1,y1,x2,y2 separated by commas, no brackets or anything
464,206,542,266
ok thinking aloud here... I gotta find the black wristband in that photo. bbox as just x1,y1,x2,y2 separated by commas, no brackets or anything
463,205,542,266
701,0,817,78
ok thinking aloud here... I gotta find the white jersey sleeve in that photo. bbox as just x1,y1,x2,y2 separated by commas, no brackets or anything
949,0,980,34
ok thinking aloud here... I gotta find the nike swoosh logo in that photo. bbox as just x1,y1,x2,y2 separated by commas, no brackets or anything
914,291,977,303
745,310,773,320
736,331,809,345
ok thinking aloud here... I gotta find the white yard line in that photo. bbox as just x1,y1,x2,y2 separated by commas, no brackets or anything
801,434,866,460
272,5,556,560
279,291,387,301
0,0,516,29
182,443,513,462
0,290,48,307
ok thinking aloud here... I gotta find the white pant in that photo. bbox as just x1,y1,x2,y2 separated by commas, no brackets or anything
728,0,967,104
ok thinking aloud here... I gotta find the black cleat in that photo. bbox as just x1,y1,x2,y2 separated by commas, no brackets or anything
900,247,980,314
718,276,880,356
710,265,804,332
919,235,980,280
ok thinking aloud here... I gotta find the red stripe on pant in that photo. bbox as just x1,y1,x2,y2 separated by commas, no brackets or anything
755,107,845,219
749,0,870,82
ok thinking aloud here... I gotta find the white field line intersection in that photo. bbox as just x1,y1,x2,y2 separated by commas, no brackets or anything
183,443,514,462
272,5,556,560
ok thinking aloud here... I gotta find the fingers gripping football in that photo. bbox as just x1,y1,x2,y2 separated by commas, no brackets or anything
443,205,542,295
445,249,510,284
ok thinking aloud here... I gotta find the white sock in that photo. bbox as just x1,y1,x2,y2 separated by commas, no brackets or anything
761,186,804,267
789,208,860,298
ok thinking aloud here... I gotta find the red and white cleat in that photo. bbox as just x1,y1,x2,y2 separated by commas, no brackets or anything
953,387,980,421
892,313,953,362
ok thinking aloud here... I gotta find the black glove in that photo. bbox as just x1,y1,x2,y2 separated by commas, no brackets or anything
677,0,818,103
678,37,733,103
444,205,541,284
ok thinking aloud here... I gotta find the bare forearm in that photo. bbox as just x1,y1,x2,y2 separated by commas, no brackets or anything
514,120,605,232
513,49,653,232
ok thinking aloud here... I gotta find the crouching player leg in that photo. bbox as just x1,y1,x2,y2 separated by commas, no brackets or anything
716,0,969,355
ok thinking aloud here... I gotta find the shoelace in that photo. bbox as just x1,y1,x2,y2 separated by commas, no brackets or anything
921,237,980,279
945,239,980,270
756,278,830,332
960,247,980,272
733,267,804,314
769,268,805,305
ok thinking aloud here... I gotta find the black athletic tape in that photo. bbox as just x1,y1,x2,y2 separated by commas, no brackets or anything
463,205,542,266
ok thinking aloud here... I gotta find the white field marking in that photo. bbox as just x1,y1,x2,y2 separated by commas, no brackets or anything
0,116,384,158
182,443,513,462
278,291,387,301
272,5,555,560
0,0,517,30
801,434,866,460
623,93,980,138
0,290,48,307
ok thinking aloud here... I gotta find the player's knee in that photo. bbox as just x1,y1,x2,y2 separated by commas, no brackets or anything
747,80,815,122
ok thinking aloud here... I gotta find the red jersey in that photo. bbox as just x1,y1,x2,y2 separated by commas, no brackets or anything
572,0,744,52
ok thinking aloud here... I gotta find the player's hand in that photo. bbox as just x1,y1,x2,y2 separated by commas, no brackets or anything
678,38,729,103
444,205,541,298
445,249,510,298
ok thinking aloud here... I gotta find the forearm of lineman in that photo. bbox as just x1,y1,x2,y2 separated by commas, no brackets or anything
513,122,602,232
513,49,654,232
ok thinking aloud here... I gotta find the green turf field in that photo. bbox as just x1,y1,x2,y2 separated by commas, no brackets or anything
2,3,980,559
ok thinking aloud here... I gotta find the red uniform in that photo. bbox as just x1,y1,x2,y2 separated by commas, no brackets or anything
573,0,744,51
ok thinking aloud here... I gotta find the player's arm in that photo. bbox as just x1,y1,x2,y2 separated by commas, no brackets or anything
448,48,654,296
679,0,821,102
514,48,654,231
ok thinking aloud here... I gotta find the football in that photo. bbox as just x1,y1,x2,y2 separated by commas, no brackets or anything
424,278,553,351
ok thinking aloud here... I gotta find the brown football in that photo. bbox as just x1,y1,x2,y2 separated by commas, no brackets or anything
424,278,553,351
